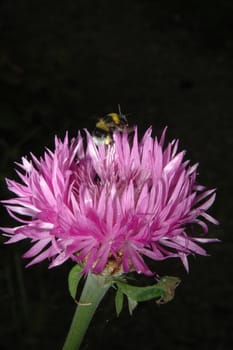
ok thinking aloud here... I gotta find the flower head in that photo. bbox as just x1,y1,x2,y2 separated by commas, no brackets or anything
1,128,218,275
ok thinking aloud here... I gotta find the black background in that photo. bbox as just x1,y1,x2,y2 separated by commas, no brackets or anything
0,0,232,349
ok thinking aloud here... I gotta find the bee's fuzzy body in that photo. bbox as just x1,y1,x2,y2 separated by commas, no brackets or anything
93,112,129,145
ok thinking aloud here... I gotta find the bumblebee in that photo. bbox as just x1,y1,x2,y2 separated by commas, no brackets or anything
92,107,129,145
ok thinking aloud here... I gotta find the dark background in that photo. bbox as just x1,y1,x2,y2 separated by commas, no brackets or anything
0,0,232,349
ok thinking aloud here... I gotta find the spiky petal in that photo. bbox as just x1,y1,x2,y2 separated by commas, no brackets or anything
1,128,219,275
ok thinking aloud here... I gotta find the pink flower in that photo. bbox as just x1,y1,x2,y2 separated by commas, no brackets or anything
1,128,218,275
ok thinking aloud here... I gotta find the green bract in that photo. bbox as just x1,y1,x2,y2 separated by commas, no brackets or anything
68,264,180,316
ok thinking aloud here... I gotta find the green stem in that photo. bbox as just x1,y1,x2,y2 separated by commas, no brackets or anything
62,273,111,350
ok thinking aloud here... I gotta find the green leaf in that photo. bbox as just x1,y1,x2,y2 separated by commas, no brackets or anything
115,280,164,302
156,276,181,304
115,275,181,304
68,264,83,300
115,288,124,317
127,296,138,315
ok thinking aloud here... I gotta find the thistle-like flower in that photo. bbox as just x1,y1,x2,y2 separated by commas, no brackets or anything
1,128,218,275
